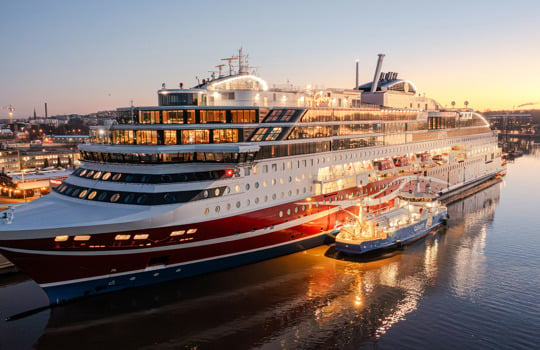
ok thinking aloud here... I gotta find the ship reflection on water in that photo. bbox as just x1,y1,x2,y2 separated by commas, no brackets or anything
0,177,520,349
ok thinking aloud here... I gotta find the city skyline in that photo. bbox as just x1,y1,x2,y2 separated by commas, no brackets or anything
1,0,539,118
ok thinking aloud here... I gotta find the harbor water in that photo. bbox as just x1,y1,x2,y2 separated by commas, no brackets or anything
1,148,539,349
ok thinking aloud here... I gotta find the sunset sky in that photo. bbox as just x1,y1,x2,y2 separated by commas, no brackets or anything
1,0,539,119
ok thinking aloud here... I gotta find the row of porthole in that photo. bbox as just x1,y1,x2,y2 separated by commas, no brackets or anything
204,190,362,218
234,175,310,193
213,192,357,220
203,186,313,215
74,168,225,184
279,205,308,217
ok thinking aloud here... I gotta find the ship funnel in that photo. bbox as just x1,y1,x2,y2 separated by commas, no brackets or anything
371,54,385,92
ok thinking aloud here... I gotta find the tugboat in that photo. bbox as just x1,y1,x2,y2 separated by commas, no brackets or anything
335,180,448,255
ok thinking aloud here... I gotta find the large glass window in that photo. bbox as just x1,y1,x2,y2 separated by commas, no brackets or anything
139,111,160,124
181,129,209,144
159,93,199,106
249,128,268,141
213,129,238,143
136,130,158,145
280,110,295,121
264,109,283,122
186,110,196,124
163,110,184,124
265,127,282,141
200,110,226,123
231,110,256,123
112,130,134,144
164,130,177,145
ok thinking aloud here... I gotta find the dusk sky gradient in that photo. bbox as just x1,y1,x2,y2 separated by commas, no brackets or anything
1,0,539,118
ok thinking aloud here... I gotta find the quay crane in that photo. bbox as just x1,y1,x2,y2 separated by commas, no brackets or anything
0,104,15,123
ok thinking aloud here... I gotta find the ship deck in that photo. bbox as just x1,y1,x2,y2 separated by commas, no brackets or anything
0,193,171,236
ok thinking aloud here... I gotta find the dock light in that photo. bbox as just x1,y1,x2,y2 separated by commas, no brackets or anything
225,169,234,177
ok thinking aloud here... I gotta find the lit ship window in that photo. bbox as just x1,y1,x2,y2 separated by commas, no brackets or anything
54,235,69,242
170,230,185,236
74,235,91,241
187,228,197,234
133,234,149,240
115,234,131,240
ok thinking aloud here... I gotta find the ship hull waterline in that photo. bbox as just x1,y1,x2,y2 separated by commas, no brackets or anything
2,232,329,305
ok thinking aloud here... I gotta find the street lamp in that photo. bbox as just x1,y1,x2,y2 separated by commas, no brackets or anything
21,169,26,202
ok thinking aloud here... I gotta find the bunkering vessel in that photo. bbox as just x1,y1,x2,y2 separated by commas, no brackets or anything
0,51,505,304
335,182,448,255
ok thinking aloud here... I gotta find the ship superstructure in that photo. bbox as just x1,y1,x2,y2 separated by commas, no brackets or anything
0,51,504,304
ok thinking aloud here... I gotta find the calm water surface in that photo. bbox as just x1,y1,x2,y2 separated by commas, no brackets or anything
1,149,539,349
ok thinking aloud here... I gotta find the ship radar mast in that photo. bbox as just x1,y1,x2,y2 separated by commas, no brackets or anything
236,47,249,75
220,48,251,77
221,57,236,76
215,64,226,78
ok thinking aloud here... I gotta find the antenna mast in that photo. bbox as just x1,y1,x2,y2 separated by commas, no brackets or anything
215,64,226,77
221,57,236,76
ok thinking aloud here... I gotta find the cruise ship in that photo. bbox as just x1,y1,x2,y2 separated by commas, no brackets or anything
0,51,505,304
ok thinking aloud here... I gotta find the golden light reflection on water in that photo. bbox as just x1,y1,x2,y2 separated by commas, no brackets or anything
448,184,499,299
374,258,431,338
424,237,439,279
291,183,502,345
452,226,487,298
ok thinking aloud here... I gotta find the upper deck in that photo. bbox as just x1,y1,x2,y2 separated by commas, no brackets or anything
84,51,493,164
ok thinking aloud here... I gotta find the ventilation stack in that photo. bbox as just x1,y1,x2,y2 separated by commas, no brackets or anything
371,54,385,93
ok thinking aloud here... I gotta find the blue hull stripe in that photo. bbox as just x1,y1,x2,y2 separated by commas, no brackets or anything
43,234,328,304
